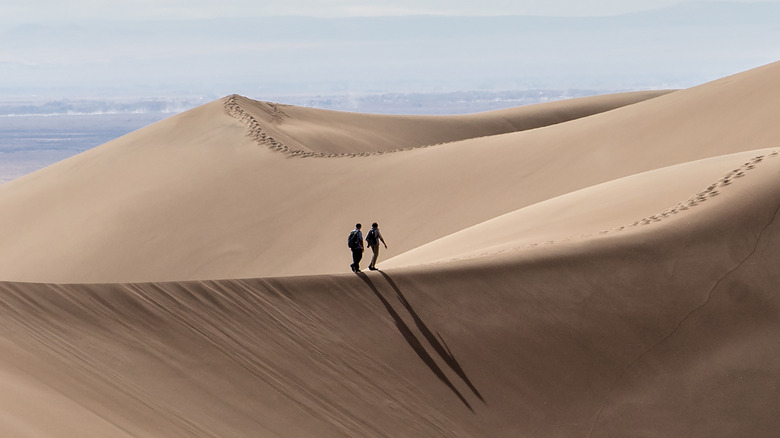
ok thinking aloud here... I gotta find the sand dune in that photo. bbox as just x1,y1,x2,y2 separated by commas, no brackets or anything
228,90,670,155
1,159,779,436
0,89,670,283
1,61,780,437
1,61,779,283
384,149,779,268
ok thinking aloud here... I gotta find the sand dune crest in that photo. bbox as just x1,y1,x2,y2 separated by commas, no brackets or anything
225,90,671,156
384,149,780,268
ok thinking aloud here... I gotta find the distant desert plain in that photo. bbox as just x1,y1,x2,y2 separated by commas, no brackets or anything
1,61,780,437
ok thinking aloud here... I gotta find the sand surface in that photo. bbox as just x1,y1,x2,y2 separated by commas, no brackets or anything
1,62,779,436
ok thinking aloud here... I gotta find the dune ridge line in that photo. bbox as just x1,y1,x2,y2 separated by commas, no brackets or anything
414,151,779,266
223,94,500,158
623,152,778,227
526,151,776,246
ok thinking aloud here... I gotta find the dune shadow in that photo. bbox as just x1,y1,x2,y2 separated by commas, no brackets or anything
357,272,481,411
377,270,485,404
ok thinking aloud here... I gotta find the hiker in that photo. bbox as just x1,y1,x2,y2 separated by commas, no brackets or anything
348,223,364,272
366,222,388,271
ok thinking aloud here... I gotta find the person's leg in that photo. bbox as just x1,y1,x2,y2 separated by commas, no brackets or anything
352,248,363,271
369,244,379,269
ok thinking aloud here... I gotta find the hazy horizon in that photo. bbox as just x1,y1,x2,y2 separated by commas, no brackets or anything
2,0,779,183
2,1,779,100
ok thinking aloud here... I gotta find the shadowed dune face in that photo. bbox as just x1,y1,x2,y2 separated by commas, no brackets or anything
1,62,780,436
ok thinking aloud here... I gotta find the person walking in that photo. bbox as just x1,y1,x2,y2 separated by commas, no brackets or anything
348,223,364,272
366,222,387,271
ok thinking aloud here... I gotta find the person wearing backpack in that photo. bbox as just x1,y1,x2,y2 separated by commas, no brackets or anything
366,222,387,271
348,223,364,272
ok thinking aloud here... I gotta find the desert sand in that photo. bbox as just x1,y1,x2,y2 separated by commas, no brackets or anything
0,61,779,437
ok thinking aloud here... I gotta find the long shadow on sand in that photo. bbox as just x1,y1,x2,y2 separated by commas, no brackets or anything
357,271,484,411
377,270,485,404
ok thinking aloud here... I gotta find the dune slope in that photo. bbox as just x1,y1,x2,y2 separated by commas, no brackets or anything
0,90,668,283
384,148,779,268
0,63,779,282
1,151,779,436
0,61,780,437
229,90,670,155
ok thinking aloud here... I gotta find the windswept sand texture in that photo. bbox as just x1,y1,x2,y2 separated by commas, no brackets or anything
1,62,780,437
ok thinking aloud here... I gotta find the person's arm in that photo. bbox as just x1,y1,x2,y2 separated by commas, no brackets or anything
379,230,387,248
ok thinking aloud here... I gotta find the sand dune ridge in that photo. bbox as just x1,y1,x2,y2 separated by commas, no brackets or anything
224,91,670,157
224,95,303,156
616,151,776,229
384,148,780,269
223,93,524,158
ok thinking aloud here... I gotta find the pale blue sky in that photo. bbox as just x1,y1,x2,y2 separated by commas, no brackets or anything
1,1,778,98
1,0,777,21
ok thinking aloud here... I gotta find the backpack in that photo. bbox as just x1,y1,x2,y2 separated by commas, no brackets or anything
366,229,377,246
347,230,360,249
